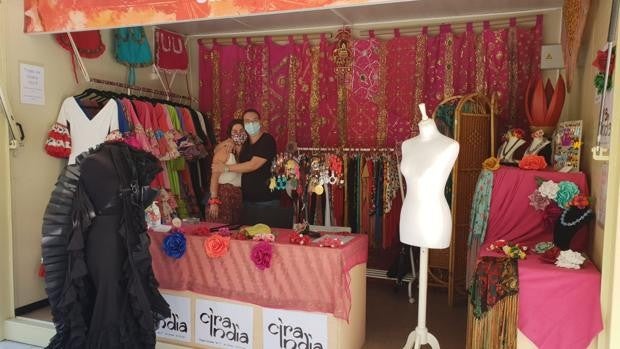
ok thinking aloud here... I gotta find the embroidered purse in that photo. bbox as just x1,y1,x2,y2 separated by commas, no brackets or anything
113,27,153,85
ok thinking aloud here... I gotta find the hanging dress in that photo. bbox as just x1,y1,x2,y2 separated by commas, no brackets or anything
41,142,170,349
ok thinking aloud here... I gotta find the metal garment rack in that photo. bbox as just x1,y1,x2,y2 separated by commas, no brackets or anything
297,145,416,303
89,78,192,102
297,146,395,152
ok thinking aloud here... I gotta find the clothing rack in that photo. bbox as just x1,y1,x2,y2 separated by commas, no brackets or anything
90,78,192,101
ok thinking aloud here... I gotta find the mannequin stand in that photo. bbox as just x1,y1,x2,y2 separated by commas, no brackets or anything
402,248,440,349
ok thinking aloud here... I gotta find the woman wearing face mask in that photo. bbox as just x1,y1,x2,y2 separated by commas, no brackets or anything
206,119,247,224
212,108,280,209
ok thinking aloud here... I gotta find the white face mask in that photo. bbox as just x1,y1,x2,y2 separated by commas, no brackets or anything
244,121,261,136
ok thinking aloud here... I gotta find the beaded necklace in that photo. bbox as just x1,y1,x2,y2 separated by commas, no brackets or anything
560,208,592,227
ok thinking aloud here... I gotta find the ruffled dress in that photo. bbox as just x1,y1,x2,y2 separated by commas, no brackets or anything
41,142,170,349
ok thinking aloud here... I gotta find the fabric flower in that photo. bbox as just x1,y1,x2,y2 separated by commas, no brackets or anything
218,227,231,236
192,226,211,236
289,233,311,245
593,48,615,74
519,155,548,170
538,180,559,200
482,157,501,171
571,194,590,209
204,234,230,258
529,190,550,211
555,181,580,208
252,233,275,242
251,241,273,270
163,231,186,259
231,232,249,240
511,128,525,139
501,244,528,259
487,239,507,252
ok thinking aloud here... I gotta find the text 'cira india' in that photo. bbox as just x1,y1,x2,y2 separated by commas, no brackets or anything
160,313,187,333
268,317,325,349
200,307,250,343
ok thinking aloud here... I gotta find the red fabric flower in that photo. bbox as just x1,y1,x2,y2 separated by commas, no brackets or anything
540,246,561,263
289,233,311,245
519,155,548,170
571,194,590,209
593,48,615,75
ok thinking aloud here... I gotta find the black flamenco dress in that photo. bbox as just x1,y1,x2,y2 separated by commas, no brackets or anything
41,142,170,348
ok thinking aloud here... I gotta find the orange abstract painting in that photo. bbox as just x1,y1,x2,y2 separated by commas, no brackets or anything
24,0,368,33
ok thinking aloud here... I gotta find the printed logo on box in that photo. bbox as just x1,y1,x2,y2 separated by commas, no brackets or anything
195,299,253,349
156,294,192,342
263,308,328,349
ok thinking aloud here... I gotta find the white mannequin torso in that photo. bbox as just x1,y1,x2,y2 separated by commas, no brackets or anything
399,117,459,249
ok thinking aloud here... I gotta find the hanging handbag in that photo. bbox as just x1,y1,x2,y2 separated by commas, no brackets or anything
113,27,153,85
55,31,106,83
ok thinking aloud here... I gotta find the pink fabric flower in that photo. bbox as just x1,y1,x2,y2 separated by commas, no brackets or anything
251,241,273,270
529,190,550,211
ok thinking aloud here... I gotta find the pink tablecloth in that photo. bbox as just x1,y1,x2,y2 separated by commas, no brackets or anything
149,224,368,321
479,167,602,349
484,166,589,250
518,257,603,349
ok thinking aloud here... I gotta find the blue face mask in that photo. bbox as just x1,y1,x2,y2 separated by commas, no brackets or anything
244,121,261,136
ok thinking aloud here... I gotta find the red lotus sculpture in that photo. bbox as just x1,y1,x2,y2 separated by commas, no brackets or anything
525,75,566,136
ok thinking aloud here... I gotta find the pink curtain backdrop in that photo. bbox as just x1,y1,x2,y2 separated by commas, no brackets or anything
199,17,543,148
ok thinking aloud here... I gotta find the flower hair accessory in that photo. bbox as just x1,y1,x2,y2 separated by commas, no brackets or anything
487,239,528,259
289,233,311,245
252,233,276,242
163,231,186,259
555,181,580,208
482,157,501,171
518,155,547,170
251,241,273,270
503,128,525,141
204,234,230,258
318,237,343,248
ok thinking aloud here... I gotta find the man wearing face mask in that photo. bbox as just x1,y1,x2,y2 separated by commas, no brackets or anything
212,109,280,210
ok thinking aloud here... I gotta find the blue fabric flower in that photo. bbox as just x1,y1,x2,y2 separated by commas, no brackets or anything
163,231,186,259
555,181,580,208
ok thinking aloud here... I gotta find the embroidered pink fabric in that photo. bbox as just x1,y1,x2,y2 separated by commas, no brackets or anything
347,37,380,147
198,17,543,148
149,224,368,321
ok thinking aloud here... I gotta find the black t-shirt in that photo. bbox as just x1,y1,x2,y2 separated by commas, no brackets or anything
239,133,279,202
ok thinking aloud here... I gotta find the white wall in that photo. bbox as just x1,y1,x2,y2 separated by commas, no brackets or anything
5,0,190,307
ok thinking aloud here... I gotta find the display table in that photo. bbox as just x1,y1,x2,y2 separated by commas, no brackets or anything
467,167,603,349
148,223,368,349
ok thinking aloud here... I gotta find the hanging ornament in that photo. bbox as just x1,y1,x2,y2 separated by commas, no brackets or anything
333,27,353,82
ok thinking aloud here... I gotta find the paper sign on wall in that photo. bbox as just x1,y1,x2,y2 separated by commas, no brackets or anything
263,308,328,349
156,294,192,342
195,299,253,349
19,63,45,105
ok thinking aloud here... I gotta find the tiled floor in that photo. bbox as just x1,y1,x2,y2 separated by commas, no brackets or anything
0,341,41,349
16,278,467,348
